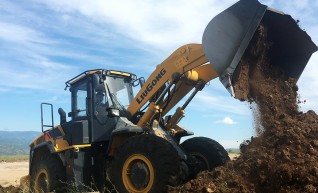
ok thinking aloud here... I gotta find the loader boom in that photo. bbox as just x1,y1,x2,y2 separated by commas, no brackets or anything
127,44,218,129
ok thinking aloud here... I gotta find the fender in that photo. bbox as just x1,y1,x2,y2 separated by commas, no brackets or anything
29,141,58,172
107,125,144,156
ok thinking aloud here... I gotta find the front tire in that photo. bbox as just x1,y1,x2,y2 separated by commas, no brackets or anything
181,137,229,178
110,135,183,193
30,154,66,193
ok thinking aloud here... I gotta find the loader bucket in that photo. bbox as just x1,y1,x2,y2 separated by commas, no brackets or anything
202,0,318,96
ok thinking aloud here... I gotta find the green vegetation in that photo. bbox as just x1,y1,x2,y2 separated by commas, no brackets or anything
227,148,241,154
0,155,29,162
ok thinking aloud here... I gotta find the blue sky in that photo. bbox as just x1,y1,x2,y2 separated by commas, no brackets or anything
0,0,317,148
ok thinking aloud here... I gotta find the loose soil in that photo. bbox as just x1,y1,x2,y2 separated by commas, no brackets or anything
170,24,318,192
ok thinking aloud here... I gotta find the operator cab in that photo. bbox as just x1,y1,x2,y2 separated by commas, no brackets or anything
66,70,136,119
61,69,138,144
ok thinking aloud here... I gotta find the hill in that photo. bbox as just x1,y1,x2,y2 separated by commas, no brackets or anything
0,131,41,155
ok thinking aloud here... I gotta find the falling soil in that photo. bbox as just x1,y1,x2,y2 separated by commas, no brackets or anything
170,24,318,192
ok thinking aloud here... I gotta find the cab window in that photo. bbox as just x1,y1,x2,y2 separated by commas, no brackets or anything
73,81,88,118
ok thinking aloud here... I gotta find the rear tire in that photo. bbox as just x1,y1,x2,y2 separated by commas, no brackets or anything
181,137,229,178
110,134,183,193
30,154,66,193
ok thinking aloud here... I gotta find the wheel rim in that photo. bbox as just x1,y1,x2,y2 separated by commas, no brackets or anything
122,154,154,193
34,168,49,193
191,152,210,170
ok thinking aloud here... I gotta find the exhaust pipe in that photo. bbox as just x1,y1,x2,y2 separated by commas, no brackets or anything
202,0,317,96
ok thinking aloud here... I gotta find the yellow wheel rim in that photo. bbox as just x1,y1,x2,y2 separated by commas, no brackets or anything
122,154,154,193
34,168,49,193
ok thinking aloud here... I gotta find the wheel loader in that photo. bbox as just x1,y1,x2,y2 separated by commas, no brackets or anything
21,0,317,192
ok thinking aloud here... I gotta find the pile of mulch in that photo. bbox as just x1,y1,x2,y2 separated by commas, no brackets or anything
170,24,318,193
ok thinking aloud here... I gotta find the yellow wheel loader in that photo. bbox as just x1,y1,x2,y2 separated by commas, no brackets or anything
21,0,317,192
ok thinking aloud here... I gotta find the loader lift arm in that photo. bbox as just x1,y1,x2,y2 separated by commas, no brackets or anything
127,44,218,132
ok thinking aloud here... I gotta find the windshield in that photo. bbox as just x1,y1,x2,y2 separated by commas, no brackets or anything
104,76,134,110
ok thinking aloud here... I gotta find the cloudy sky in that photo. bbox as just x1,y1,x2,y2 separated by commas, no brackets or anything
0,0,317,148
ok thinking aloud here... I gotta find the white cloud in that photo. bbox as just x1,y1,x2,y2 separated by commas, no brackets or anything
216,117,237,125
36,0,235,51
36,0,318,53
0,22,40,43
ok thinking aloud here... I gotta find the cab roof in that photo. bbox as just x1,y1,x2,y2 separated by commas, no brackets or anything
64,69,136,90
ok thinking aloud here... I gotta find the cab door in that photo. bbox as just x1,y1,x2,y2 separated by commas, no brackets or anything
91,73,117,143
61,77,92,145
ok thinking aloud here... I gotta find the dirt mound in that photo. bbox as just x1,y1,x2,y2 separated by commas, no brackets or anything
170,24,318,192
0,185,21,193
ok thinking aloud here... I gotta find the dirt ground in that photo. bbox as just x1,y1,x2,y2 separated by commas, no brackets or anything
0,161,28,187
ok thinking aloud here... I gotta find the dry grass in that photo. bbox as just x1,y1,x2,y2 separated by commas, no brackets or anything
0,155,29,162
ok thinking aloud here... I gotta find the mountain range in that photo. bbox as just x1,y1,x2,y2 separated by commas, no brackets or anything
0,131,41,155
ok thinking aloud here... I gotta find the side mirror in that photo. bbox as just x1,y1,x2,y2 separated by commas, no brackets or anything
107,107,120,118
131,77,145,87
139,77,145,87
